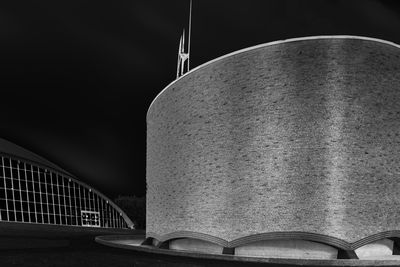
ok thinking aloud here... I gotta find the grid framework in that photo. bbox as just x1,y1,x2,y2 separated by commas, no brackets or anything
0,155,131,229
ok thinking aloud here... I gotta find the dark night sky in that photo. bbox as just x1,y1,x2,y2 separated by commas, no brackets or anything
0,0,399,198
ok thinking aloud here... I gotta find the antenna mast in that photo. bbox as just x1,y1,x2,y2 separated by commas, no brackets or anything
176,0,192,78
187,0,192,72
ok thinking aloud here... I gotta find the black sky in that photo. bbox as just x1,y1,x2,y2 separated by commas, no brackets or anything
0,0,399,198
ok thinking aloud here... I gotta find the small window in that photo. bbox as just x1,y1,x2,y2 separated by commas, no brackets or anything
81,210,100,227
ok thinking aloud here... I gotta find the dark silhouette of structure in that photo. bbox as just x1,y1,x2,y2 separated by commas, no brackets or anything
0,137,134,229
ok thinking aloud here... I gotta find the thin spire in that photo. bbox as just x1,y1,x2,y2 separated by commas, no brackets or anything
188,0,192,72
182,28,185,55
176,35,183,79
176,0,192,79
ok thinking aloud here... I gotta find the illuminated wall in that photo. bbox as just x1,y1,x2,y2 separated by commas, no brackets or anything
146,36,400,249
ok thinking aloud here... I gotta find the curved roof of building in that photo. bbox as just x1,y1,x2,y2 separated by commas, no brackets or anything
0,136,135,228
147,35,400,117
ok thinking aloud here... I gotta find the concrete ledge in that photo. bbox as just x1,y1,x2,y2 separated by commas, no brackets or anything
169,238,224,255
235,239,338,259
148,230,400,250
96,235,400,266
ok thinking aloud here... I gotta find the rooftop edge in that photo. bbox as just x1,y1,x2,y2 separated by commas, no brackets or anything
146,35,400,119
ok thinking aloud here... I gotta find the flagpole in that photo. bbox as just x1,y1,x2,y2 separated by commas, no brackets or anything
176,35,182,78
176,0,192,79
187,0,192,72
181,29,185,76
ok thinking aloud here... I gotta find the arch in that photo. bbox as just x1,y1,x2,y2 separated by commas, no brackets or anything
229,232,351,250
234,239,338,259
354,238,394,259
148,230,400,252
146,231,228,247
168,238,224,254
146,231,351,250
0,139,134,229
350,231,400,250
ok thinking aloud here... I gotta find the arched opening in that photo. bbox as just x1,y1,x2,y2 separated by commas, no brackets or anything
234,239,338,259
169,238,224,254
355,238,400,259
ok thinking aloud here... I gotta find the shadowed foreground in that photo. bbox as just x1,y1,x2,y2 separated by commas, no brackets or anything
0,241,296,267
2,237,400,267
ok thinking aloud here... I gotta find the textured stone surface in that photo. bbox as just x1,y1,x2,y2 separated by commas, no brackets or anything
147,37,400,246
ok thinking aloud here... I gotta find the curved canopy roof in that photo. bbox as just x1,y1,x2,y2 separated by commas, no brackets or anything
0,136,135,229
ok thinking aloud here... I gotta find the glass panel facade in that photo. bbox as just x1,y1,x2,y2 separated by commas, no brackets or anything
0,155,130,229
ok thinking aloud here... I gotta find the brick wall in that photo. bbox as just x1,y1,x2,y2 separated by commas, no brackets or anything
147,37,400,246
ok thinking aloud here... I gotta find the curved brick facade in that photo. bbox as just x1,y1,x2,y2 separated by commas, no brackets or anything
146,36,400,248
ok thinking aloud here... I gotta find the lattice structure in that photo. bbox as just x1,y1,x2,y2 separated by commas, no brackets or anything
0,154,133,229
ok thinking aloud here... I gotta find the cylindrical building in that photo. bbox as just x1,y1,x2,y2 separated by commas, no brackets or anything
146,36,400,258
